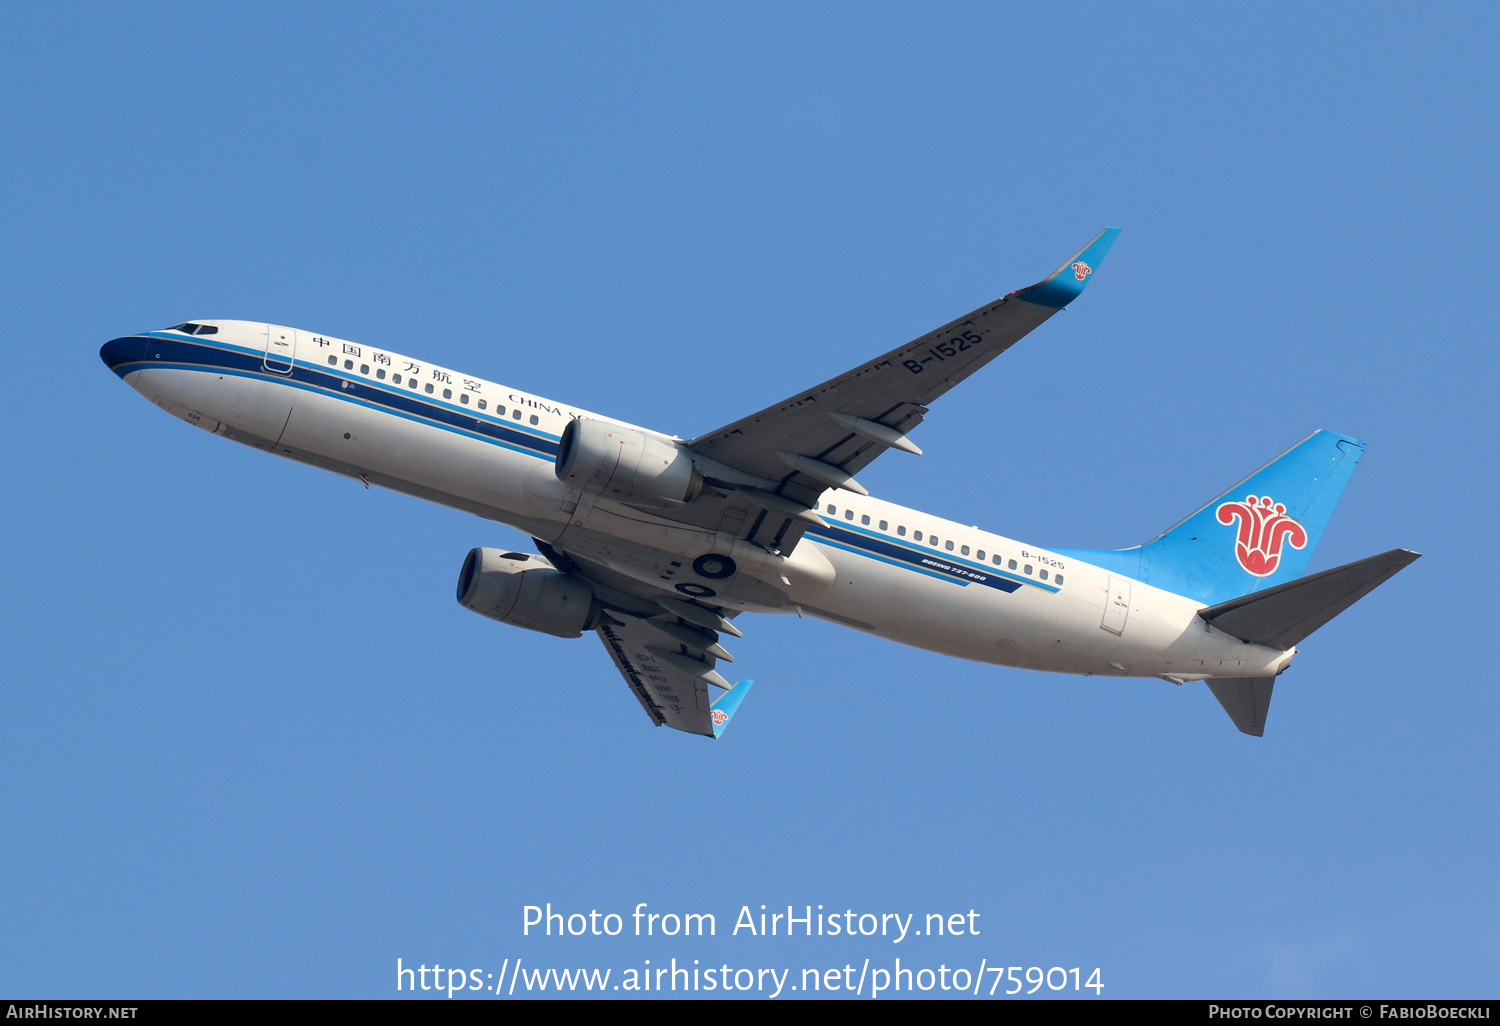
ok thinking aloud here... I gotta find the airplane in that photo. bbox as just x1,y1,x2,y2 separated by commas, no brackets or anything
99,228,1418,740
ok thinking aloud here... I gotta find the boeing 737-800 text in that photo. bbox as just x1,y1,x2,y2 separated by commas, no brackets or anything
100,229,1417,738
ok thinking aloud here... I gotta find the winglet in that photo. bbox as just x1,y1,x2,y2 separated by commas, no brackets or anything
1013,227,1122,309
709,679,754,738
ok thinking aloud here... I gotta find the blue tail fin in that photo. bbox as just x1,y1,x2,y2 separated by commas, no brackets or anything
1057,430,1364,605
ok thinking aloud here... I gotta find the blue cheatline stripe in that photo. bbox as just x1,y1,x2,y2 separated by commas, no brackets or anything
116,335,560,459
808,522,1045,594
813,534,962,584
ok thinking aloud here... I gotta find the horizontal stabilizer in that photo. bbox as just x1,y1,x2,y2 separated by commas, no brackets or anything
1199,548,1420,649
1206,677,1275,737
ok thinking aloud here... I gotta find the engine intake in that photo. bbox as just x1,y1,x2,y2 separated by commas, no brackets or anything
456,548,600,638
555,418,701,507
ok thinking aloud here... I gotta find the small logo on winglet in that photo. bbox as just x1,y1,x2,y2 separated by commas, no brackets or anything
1071,261,1092,281
711,709,729,727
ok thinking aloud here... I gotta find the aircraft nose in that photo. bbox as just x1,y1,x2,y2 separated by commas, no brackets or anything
99,335,146,376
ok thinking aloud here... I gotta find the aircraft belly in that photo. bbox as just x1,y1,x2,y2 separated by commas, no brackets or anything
273,387,550,520
799,544,1076,663
158,367,557,533
198,372,294,450
802,541,1288,678
133,367,218,428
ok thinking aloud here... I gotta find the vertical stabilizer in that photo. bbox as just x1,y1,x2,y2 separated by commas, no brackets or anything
1057,430,1364,605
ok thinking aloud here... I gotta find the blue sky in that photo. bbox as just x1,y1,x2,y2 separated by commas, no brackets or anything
1,3,1495,999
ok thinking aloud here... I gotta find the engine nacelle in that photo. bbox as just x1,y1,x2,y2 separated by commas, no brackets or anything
456,548,600,638
555,418,701,507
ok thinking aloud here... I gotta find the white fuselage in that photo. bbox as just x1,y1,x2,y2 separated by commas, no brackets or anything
107,320,1291,683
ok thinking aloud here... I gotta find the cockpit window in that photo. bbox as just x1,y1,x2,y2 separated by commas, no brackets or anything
168,322,218,335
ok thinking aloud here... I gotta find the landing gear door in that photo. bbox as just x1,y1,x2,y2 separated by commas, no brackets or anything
1101,575,1131,635
264,325,296,374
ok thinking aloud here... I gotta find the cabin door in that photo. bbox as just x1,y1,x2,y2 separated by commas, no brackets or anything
264,325,296,374
1101,575,1131,635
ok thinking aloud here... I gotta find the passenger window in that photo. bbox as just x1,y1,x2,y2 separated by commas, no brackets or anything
530,414,539,425
861,515,870,526
327,356,337,366
945,540,954,551
424,383,434,394
360,364,369,375
1008,559,1017,569
845,509,854,520
1055,574,1065,586
960,545,969,555
1039,569,1049,581
393,373,402,384
930,536,939,547
344,359,353,369
897,526,906,536
478,400,486,410
376,368,386,379
977,549,985,560
1024,564,1033,575
879,520,888,531
459,393,469,404
443,388,452,399
992,554,1001,564
408,379,418,389
913,531,922,541
826,504,836,514
496,406,505,416
512,409,521,420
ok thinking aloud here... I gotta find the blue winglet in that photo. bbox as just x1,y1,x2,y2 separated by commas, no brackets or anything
709,680,754,739
1014,227,1122,309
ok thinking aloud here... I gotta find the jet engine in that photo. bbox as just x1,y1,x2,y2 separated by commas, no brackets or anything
456,548,600,638
555,418,702,507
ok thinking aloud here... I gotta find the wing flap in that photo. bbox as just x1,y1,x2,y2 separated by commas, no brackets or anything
595,616,753,738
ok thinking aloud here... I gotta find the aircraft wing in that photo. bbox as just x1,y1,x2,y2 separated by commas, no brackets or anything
594,613,754,738
529,541,754,739
673,228,1121,553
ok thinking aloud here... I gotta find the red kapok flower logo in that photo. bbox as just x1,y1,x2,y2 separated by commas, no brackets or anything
1071,261,1092,281
1215,495,1308,577
711,709,728,727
